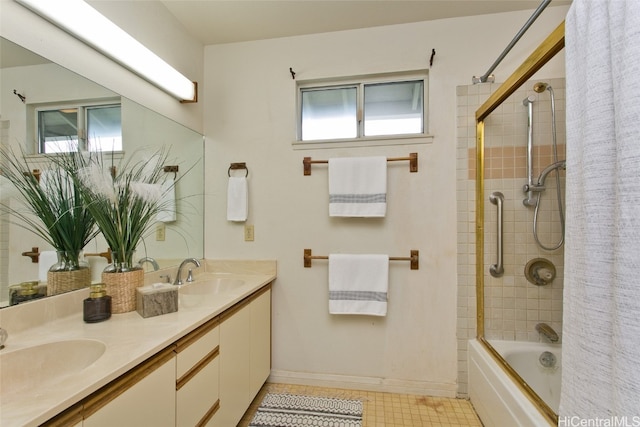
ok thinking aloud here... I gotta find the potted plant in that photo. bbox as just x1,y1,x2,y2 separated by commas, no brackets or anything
0,147,99,295
62,148,173,313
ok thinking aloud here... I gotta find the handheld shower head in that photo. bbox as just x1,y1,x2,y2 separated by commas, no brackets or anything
533,82,549,93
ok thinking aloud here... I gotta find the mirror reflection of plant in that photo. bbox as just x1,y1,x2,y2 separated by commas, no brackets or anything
0,147,99,269
57,148,173,273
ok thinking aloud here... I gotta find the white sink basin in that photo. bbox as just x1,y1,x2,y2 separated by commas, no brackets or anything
179,277,245,307
180,277,245,295
0,339,106,393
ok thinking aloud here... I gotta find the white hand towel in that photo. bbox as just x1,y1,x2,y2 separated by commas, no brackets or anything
328,156,387,217
39,251,58,282
156,178,177,223
227,176,248,222
329,254,389,316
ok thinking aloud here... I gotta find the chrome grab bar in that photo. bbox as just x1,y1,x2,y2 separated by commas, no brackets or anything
489,192,504,278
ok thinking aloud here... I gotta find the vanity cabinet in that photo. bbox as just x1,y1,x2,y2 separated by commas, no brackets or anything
175,317,220,426
39,282,272,427
216,285,271,427
83,347,176,427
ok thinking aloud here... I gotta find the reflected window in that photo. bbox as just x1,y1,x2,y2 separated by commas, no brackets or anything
299,73,426,142
37,102,122,153
38,108,79,153
87,105,122,152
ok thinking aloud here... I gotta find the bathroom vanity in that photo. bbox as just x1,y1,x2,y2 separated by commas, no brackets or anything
0,260,275,427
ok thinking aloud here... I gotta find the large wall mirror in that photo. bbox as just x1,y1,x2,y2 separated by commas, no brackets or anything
0,37,204,307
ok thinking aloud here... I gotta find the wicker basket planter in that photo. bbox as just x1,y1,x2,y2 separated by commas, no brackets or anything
102,269,145,313
47,267,92,296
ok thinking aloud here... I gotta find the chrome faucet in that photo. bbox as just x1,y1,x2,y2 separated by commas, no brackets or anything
0,327,7,350
536,323,559,343
138,257,160,271
174,258,201,285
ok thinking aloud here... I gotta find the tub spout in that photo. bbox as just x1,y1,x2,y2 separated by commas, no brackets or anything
536,323,559,343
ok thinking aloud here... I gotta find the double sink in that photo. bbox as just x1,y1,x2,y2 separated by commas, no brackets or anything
0,274,246,397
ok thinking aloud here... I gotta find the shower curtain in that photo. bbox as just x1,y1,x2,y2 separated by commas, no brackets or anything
561,0,640,420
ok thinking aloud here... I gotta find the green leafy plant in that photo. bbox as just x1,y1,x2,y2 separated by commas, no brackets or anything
58,148,173,272
0,147,99,269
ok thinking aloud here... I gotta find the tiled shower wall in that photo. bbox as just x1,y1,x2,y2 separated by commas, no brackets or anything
0,120,9,303
456,78,566,397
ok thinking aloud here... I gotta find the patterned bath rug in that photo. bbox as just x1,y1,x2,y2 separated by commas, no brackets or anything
249,393,363,427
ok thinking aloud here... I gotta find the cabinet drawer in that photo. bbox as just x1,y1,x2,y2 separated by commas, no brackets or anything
83,349,176,427
177,356,219,426
176,320,219,378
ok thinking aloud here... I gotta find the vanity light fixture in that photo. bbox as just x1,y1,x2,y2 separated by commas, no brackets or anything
15,0,197,102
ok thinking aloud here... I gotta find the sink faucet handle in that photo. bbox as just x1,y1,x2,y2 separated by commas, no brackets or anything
0,327,8,350
186,269,194,283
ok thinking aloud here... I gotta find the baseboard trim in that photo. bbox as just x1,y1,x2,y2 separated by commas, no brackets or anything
268,370,457,398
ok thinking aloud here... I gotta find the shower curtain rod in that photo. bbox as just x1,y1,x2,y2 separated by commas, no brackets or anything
472,0,551,84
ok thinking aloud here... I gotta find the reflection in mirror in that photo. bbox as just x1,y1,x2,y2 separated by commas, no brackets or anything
0,38,204,307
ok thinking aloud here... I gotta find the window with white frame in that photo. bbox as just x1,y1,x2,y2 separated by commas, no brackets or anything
36,102,122,154
298,72,426,142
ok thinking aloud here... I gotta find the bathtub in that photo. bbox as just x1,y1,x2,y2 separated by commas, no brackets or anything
468,339,561,427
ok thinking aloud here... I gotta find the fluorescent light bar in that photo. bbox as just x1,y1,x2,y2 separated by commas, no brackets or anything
16,0,196,102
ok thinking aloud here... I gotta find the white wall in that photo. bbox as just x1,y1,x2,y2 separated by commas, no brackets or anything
203,7,568,395
0,0,203,133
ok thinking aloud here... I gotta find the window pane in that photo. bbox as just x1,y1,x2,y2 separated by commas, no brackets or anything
364,81,423,136
38,109,79,153
87,105,122,152
301,87,357,140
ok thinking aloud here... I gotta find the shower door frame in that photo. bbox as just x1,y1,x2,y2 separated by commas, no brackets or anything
475,21,565,425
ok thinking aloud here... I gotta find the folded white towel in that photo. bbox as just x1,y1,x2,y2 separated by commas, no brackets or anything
156,178,177,223
39,251,58,282
227,176,248,222
329,254,389,316
328,156,387,217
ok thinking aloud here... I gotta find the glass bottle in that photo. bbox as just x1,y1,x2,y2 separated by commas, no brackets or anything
49,250,89,273
103,250,140,273
83,283,112,323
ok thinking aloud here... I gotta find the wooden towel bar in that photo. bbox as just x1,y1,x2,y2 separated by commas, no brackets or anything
303,153,418,176
304,249,419,270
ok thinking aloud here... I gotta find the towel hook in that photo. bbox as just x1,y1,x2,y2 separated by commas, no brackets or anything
228,162,248,177
163,165,179,179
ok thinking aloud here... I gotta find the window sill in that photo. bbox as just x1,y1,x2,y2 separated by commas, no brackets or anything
24,151,125,158
291,134,433,150
22,151,125,166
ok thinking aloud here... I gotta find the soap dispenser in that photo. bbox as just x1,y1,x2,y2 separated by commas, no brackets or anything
83,284,111,323
9,281,44,306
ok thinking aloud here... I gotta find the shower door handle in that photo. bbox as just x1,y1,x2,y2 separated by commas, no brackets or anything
489,192,504,278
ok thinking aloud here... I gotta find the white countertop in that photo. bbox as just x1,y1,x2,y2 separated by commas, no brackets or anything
0,260,276,427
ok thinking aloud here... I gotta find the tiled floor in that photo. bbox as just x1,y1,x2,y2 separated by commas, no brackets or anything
239,382,483,426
